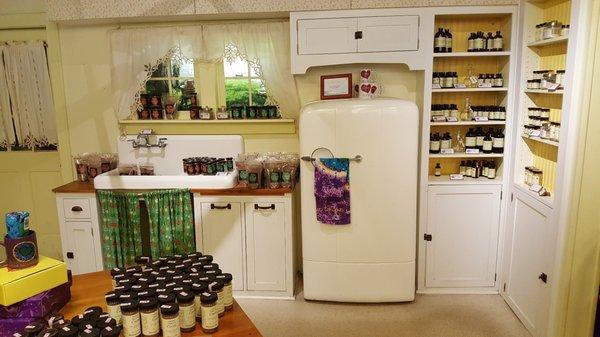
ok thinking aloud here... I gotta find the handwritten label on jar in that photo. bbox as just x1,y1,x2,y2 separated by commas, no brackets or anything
122,313,141,337
160,316,180,337
223,284,233,307
140,311,160,335
474,116,489,122
194,296,202,318
180,304,196,329
446,116,458,122
107,305,122,325
217,291,225,314
201,306,219,330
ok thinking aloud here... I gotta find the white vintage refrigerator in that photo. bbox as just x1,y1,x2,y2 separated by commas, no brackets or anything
299,98,418,302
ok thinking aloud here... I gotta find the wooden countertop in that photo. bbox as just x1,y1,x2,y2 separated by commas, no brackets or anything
61,270,261,337
53,180,294,196
52,180,96,193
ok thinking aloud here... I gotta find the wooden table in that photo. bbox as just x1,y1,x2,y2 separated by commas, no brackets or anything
60,271,261,336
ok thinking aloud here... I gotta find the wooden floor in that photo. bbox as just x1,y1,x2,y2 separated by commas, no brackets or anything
61,271,261,336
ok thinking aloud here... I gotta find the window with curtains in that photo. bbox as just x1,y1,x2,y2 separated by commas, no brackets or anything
145,54,196,110
0,41,57,151
223,56,267,107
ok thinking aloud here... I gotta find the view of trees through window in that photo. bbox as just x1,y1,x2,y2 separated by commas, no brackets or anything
224,57,267,107
145,56,195,107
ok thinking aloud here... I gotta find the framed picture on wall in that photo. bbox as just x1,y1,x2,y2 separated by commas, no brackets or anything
320,74,353,100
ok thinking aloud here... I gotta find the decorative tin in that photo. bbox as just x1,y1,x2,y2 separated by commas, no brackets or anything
267,106,279,119
138,107,151,120
1,231,39,270
150,106,163,120
230,106,244,119
189,106,201,120
246,106,258,119
148,94,162,107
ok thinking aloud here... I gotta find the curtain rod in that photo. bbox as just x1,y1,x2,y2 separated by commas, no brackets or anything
1,40,48,47
110,18,288,32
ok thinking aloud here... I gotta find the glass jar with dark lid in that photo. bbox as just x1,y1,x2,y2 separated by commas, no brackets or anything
79,328,100,337
159,304,181,337
200,292,219,333
100,326,121,337
158,293,176,305
177,291,196,332
202,263,219,271
119,292,138,302
216,273,234,311
137,289,156,299
120,300,141,337
191,282,209,322
96,317,117,330
197,255,213,264
138,298,160,337
23,324,45,336
208,280,225,317
105,291,122,325
36,328,58,337
57,325,78,337
196,275,216,284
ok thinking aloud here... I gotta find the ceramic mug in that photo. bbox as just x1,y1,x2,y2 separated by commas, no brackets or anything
360,69,372,82
370,82,381,98
358,83,372,99
0,230,39,270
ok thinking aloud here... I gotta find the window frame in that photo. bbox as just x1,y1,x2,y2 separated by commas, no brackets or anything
145,57,196,106
223,59,264,106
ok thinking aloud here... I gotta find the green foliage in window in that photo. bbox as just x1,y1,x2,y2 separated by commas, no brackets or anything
225,78,267,106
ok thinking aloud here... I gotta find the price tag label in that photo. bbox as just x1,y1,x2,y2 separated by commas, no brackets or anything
466,148,480,154
446,117,458,122
547,83,560,91
216,172,228,176
453,83,467,89
529,184,543,193
432,83,441,89
530,130,541,137
478,83,492,88
450,174,464,180
441,149,455,154
474,116,489,122
431,116,446,122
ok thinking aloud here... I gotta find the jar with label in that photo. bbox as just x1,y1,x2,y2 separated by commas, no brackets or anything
160,304,181,337
434,163,441,177
493,31,503,51
138,298,159,337
493,73,503,87
488,162,497,179
216,106,230,120
200,292,219,333
475,127,485,151
482,133,493,154
543,21,561,39
492,129,505,154
79,328,100,337
215,274,233,311
561,24,569,36
100,326,121,337
120,301,141,337
176,291,196,332
556,70,565,88
208,280,225,317
429,133,441,154
191,282,208,322
465,128,476,150
105,292,122,326
440,132,452,150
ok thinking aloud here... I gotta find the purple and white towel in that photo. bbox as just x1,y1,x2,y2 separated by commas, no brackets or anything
314,158,350,225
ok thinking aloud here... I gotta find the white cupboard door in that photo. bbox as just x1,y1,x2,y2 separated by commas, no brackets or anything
297,18,357,55
426,185,501,288
65,221,98,275
245,202,286,291
503,192,552,335
357,16,419,53
200,202,244,291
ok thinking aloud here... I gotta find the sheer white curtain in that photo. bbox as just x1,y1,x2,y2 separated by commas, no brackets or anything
109,21,300,120
1,41,57,149
0,51,15,148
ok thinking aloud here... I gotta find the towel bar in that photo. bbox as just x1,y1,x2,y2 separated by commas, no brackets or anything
301,147,362,168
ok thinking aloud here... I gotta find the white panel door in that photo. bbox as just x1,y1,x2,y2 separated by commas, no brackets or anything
245,202,286,291
426,185,501,288
200,202,244,291
65,221,98,275
357,16,419,52
504,192,552,335
297,18,357,55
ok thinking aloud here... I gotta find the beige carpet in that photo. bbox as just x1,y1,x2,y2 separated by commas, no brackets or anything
237,291,530,337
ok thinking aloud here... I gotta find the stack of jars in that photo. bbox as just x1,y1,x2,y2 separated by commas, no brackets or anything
470,105,507,121
182,157,234,176
526,70,564,90
524,167,544,187
432,72,459,88
73,153,118,181
235,153,299,190
106,253,234,337
430,104,459,121
534,21,569,41
458,160,498,179
467,31,503,52
464,127,505,153
476,73,504,87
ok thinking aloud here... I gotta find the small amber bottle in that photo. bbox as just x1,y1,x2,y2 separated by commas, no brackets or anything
200,292,219,333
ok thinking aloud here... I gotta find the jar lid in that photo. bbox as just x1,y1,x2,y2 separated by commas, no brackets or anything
201,292,218,304
150,260,163,268
119,300,139,312
36,328,58,337
204,269,222,276
100,326,121,337
96,317,117,329
182,278,194,286
117,278,134,286
177,291,195,303
196,275,216,283
139,298,158,310
134,256,151,265
187,252,202,259
113,284,132,295
148,282,161,289
165,269,181,276
125,266,142,274
172,275,185,281
110,268,124,276
57,326,78,337
190,262,204,269
75,320,95,331
131,284,143,292
137,289,157,299
69,314,86,326
24,323,45,334
47,314,65,326
216,273,233,283
203,263,219,271
208,280,224,292
157,293,176,304
156,287,171,295
191,282,209,294
197,255,213,264
172,285,191,293
160,303,180,315
79,328,100,337
118,292,138,302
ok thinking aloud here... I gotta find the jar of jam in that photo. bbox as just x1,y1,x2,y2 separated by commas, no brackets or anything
23,323,45,336
139,298,160,337
189,106,201,120
158,293,176,306
100,326,121,337
177,291,196,332
96,317,117,330
200,292,219,333
247,106,258,119
208,280,225,317
120,301,141,337
79,328,100,337
191,282,208,322
216,273,234,311
105,291,122,326
57,326,78,337
159,304,181,337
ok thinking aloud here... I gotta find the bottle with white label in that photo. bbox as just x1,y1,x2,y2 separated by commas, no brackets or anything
429,133,441,154
120,301,141,337
160,304,181,337
434,28,446,53
482,132,493,154
139,298,159,337
444,29,452,52
192,282,208,322
216,273,234,311
434,163,442,177
441,132,452,150
488,162,497,179
492,129,505,153
493,31,503,51
177,291,197,332
465,128,477,150
200,292,219,333
475,127,485,151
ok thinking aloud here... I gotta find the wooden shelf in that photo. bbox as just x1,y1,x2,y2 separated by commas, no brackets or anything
524,89,564,95
527,35,568,47
118,118,296,135
432,87,508,93
429,152,504,158
522,135,559,147
429,175,503,185
433,51,511,58
431,121,506,126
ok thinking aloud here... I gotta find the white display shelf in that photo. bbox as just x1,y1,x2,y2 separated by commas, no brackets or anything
429,175,503,185
527,35,568,47
429,152,504,158
514,183,554,208
521,135,559,147
432,87,509,93
524,89,564,95
433,51,511,58
430,121,506,126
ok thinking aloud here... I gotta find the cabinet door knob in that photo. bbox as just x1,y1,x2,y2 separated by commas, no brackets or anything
254,204,275,210
211,203,231,210
539,273,548,283
66,252,74,259
71,206,83,212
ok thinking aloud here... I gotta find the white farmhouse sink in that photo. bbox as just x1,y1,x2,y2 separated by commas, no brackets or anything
94,135,243,190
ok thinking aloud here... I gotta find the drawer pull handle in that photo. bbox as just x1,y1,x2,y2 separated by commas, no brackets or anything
211,203,231,210
71,206,83,212
66,252,74,259
254,204,275,210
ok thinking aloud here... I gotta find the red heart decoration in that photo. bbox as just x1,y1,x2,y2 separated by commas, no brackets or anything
360,69,371,79
360,83,372,93
370,85,378,94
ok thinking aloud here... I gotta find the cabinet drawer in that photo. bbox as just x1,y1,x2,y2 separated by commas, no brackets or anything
62,198,91,219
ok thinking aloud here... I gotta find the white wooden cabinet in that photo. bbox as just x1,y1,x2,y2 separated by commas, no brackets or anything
297,18,357,55
55,193,104,275
424,185,501,290
194,191,297,299
501,188,553,336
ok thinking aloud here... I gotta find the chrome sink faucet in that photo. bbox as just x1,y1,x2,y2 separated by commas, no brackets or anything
128,129,167,149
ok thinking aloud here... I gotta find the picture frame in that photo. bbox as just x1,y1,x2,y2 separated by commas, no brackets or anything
320,74,353,100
